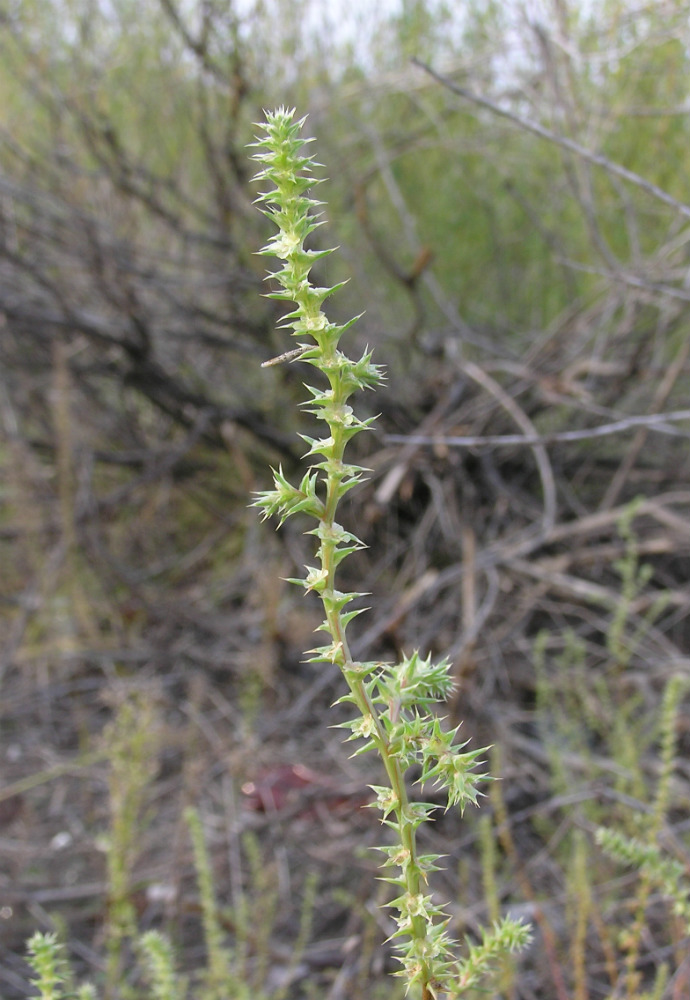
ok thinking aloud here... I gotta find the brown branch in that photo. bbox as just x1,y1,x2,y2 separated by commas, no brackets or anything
412,58,690,222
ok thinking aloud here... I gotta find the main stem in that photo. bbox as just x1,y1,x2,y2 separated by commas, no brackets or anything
319,391,432,990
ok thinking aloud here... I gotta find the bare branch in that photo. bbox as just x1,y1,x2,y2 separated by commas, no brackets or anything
412,57,690,223
387,409,690,449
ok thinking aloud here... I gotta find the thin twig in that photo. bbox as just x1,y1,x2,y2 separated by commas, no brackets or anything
387,408,690,448
455,355,558,538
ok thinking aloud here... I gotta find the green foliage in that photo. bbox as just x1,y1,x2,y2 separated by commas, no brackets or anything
535,504,675,814
595,673,690,996
25,931,97,1000
25,933,70,1000
3,0,689,355
102,695,160,996
531,525,690,999
185,807,233,1000
250,106,530,999
24,803,314,1000
596,824,690,927
138,932,186,1000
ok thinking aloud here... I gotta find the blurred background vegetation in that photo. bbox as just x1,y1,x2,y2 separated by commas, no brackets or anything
1,1,689,997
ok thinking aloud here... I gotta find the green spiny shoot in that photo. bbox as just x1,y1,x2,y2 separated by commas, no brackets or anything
185,806,233,1000
596,673,690,931
139,931,187,1000
26,933,69,1000
249,107,530,999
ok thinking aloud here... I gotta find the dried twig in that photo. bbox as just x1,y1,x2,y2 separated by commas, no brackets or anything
387,408,690,448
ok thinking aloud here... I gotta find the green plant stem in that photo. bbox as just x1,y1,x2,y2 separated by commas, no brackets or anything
315,360,432,980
